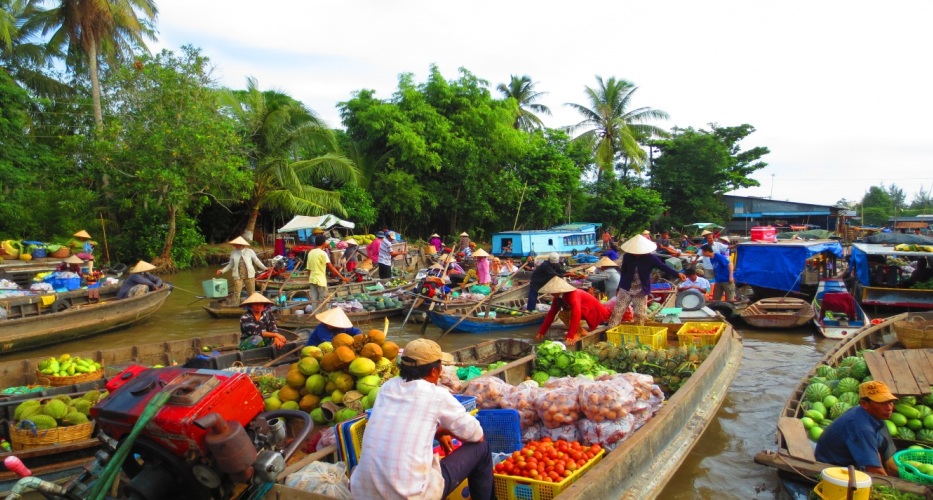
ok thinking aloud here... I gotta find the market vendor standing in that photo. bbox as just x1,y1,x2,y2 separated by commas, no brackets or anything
378,231,405,279
700,244,735,301
608,235,686,326
458,232,472,258
535,276,612,344
527,252,563,311
339,238,360,273
815,381,898,476
216,236,267,305
473,249,491,285
308,235,350,308
429,233,443,253
351,339,493,500
117,261,165,299
305,307,361,346
595,256,621,297
239,293,286,350
367,231,384,267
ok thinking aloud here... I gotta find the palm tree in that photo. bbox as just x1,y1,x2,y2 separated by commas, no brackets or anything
565,76,669,174
497,74,551,131
36,0,157,127
222,77,359,240
0,0,71,98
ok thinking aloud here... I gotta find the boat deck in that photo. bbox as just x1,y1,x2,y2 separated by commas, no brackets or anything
864,348,933,396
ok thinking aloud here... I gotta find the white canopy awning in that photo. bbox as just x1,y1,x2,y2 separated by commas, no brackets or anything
277,214,355,233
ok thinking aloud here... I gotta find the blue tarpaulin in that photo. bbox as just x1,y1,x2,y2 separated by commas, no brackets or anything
734,241,844,292
850,245,871,286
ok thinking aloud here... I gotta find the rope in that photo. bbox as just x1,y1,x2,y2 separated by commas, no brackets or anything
89,390,171,500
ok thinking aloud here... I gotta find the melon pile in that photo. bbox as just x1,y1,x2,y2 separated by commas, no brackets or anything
263,329,400,425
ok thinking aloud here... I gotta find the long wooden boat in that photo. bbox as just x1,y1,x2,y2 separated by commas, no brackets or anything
740,297,815,328
753,313,933,497
850,242,933,310
0,284,171,355
811,277,869,339
275,303,408,330
425,296,547,334
201,279,416,319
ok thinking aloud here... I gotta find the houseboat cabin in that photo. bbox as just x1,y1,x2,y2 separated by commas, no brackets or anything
491,222,601,257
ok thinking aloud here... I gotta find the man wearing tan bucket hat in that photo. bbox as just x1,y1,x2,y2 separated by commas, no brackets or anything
216,236,267,304
535,276,613,344
815,381,898,476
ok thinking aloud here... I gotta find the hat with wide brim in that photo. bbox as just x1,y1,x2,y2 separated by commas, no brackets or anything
700,230,713,236
430,233,439,238
73,230,92,239
241,292,274,307
473,249,489,258
620,235,657,255
315,307,352,329
538,276,576,295
460,232,469,237
64,255,85,264
400,338,453,366
376,231,385,238
595,256,619,267
345,238,358,246
129,260,156,273
718,236,731,243
641,230,651,236
228,236,250,246
438,254,453,263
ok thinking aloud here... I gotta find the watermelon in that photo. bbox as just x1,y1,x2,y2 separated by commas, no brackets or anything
862,375,873,383
918,405,933,420
822,395,839,409
918,429,933,443
810,402,828,418
840,356,861,368
809,376,828,386
899,427,916,441
838,392,860,407
922,394,933,407
816,365,834,378
834,366,852,380
902,396,918,407
834,377,861,396
806,383,832,403
849,360,868,380
830,402,853,419
886,420,898,437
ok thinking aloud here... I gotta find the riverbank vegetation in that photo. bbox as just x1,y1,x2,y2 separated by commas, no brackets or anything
1,0,770,269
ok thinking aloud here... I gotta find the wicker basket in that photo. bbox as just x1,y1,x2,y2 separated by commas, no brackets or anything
49,248,70,259
895,316,933,349
35,369,104,387
8,420,95,450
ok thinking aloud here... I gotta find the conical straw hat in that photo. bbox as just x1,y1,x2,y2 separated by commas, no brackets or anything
460,232,469,237
619,235,657,255
73,230,92,239
129,260,156,273
595,256,619,267
473,249,489,258
228,236,250,246
64,255,85,264
538,276,576,295
315,307,352,329
241,292,273,306
345,238,358,246
430,233,439,238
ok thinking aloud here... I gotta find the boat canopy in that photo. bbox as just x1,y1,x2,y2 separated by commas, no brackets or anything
850,243,933,286
734,240,844,292
864,233,933,245
277,214,355,233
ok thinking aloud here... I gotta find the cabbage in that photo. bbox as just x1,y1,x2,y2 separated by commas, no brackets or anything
834,377,860,396
532,371,549,387
555,351,575,370
805,383,831,403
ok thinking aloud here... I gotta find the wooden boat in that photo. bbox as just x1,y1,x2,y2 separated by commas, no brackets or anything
425,296,547,333
275,303,408,329
753,313,932,498
0,284,171,355
734,239,845,300
740,297,815,328
201,279,416,319
812,277,869,339
849,241,933,310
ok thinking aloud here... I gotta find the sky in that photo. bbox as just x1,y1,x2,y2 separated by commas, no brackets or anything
153,0,933,207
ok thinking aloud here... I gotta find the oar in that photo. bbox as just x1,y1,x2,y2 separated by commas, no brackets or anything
400,297,425,328
308,278,358,316
258,327,307,367
437,260,531,340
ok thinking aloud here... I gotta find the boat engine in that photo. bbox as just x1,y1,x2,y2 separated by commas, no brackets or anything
73,366,310,500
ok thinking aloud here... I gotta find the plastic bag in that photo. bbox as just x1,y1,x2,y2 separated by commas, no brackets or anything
522,423,543,444
463,376,515,409
457,366,484,381
285,461,351,499
577,415,635,450
578,378,636,422
535,383,582,429
438,366,462,393
316,427,337,452
543,423,581,442
616,373,656,400
502,385,542,428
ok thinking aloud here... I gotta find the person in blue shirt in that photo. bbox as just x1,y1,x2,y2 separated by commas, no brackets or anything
701,244,735,301
306,306,361,346
815,381,898,476
600,243,620,261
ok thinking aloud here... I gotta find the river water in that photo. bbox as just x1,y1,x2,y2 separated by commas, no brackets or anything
7,269,842,498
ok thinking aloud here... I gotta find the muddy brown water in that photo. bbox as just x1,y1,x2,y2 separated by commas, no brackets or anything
6,269,841,498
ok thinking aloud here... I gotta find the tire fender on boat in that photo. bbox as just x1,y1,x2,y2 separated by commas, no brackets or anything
110,263,128,275
706,300,735,318
675,289,707,311
50,299,71,313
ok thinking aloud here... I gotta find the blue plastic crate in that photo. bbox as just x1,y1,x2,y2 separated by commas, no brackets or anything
476,409,522,454
454,394,477,412
64,277,81,290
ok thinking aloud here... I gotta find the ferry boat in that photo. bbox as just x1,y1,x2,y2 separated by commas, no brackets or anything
491,222,602,257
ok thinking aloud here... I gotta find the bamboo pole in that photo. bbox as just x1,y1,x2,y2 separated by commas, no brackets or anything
99,213,111,264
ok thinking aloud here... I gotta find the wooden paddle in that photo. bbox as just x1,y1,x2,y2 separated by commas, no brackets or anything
258,327,307,367
437,260,531,340
400,297,425,328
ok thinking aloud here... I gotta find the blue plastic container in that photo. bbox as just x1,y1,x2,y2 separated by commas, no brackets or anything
64,277,81,290
476,409,523,454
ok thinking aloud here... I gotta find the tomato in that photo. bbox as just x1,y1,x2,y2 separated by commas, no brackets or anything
541,437,552,443
590,444,602,453
555,464,565,475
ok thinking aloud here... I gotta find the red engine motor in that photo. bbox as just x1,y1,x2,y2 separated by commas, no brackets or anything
89,366,309,500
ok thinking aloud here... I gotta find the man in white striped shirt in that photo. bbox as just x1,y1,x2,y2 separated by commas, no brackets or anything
350,339,493,499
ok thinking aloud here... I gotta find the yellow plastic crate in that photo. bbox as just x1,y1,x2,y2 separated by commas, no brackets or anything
676,322,726,347
606,325,668,349
493,450,605,500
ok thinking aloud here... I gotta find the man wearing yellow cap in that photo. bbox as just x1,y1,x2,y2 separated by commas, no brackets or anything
351,339,493,499
815,381,898,476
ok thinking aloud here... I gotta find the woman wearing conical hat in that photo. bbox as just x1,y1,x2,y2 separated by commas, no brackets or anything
239,293,286,350
305,307,361,346
117,260,166,299
56,254,86,277
535,276,613,344
216,236,268,304
473,249,491,285
608,235,686,326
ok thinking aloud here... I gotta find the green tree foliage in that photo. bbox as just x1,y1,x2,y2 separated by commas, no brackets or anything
338,183,377,230
649,124,768,228
911,186,932,211
496,75,551,132
580,178,665,236
99,46,250,269
565,76,669,175
221,77,358,241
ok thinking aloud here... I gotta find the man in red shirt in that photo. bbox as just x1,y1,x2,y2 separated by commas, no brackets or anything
535,276,612,344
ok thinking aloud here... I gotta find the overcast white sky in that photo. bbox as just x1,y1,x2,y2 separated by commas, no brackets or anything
153,0,933,207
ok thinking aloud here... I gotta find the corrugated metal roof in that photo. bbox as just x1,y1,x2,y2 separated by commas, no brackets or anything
895,221,929,229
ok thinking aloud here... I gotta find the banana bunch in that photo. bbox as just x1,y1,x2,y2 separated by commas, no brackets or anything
38,354,102,377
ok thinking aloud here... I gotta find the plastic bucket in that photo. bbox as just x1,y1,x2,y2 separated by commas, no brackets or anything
202,278,229,298
812,467,871,500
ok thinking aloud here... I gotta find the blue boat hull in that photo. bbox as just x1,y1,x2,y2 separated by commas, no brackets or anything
425,310,545,334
